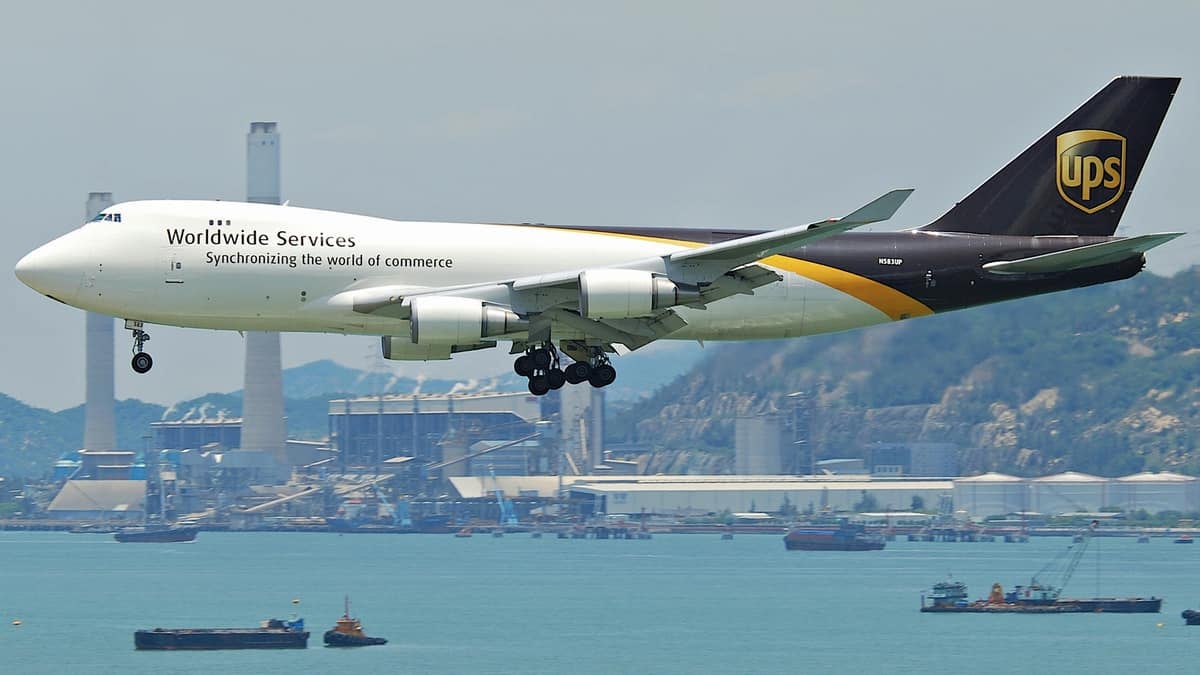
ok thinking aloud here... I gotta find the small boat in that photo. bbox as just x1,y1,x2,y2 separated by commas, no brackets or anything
324,597,386,647
1137,535,1151,543
1175,534,1194,544
454,527,473,538
1183,609,1200,626
70,523,118,534
115,524,198,543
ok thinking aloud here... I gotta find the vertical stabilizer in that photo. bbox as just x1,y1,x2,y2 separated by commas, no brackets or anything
921,77,1179,237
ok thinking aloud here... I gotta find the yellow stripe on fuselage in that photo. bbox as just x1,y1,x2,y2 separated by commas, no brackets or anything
538,225,934,321
763,255,933,321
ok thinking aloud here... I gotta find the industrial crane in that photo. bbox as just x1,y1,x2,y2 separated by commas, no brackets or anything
490,466,518,529
1025,520,1099,602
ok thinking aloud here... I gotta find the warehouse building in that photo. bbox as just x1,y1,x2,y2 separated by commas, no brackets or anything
562,475,953,517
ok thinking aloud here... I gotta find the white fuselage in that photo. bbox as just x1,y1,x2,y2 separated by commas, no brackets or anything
16,200,901,345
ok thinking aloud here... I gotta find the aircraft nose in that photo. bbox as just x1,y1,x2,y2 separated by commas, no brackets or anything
15,239,81,302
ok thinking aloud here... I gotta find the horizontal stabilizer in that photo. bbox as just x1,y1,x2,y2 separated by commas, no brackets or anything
982,233,1183,275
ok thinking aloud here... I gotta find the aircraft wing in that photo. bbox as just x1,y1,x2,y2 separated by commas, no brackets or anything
982,233,1183,275
342,190,912,354
509,188,914,290
665,188,913,283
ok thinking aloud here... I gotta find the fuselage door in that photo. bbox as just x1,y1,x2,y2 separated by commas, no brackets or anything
164,249,184,284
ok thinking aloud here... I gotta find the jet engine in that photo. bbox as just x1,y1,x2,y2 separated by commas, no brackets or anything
578,269,700,319
407,296,528,344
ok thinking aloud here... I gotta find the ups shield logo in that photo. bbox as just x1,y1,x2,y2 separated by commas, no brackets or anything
1057,130,1125,214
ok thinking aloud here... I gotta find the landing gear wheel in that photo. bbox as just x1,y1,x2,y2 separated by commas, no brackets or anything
588,363,616,388
530,348,553,371
131,352,154,374
546,368,566,390
514,354,533,377
528,374,551,396
128,326,153,373
564,361,591,384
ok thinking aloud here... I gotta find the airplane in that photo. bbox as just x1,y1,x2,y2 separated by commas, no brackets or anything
15,76,1184,396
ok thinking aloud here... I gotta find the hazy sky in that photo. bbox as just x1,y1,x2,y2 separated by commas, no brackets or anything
4,1,1198,410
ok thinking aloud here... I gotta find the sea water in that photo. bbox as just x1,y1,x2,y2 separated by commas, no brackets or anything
0,531,1196,674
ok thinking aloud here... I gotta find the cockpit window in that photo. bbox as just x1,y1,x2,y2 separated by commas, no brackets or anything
90,212,122,223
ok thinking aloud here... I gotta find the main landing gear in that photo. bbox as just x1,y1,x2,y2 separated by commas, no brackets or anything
129,324,153,374
514,344,616,396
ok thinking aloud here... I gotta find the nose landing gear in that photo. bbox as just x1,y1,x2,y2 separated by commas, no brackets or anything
127,321,153,374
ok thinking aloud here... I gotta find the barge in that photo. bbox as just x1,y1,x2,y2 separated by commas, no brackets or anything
921,580,1161,613
921,523,1161,614
134,617,308,650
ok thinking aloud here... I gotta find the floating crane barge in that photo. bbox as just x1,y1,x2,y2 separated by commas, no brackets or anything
921,522,1162,614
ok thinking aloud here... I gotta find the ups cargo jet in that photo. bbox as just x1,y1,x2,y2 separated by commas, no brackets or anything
14,76,1185,395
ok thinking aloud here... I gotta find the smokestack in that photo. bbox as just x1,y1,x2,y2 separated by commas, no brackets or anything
559,385,604,472
84,192,116,451
241,123,287,474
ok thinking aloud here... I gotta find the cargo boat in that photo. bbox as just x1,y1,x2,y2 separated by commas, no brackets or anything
920,580,1161,613
324,597,387,647
920,522,1161,614
134,617,308,650
783,522,885,551
114,524,198,543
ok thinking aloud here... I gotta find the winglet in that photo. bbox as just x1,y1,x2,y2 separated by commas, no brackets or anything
834,188,914,227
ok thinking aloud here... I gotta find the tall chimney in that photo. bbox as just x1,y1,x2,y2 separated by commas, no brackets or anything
241,123,287,474
84,192,116,451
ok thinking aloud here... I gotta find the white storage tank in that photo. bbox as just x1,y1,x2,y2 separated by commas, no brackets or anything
953,472,1028,518
1110,471,1199,514
1031,471,1108,515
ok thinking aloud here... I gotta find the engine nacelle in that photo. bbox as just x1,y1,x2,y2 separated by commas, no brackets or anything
381,336,452,361
381,335,500,361
578,269,700,319
407,296,528,345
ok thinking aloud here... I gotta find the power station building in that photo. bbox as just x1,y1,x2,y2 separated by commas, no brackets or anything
327,392,542,467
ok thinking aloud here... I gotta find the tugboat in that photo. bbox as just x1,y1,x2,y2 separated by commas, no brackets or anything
324,597,387,647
